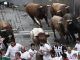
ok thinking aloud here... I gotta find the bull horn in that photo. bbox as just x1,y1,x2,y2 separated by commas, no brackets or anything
58,21,61,23
65,6,70,9
47,5,51,7
67,20,72,22
39,6,43,8
76,17,80,19
57,10,61,13
1,29,6,32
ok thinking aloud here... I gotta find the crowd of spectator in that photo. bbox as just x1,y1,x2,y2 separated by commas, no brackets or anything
0,30,80,60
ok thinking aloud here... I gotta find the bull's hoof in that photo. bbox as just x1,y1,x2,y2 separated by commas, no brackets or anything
48,25,50,27
39,25,42,28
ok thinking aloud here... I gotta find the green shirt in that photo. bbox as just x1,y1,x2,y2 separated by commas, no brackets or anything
0,56,11,60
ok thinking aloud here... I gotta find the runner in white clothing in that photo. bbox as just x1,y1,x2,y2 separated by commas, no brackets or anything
39,43,52,60
5,41,24,60
53,42,67,57
50,48,60,60
75,40,80,51
65,47,78,60
28,43,37,60
21,51,31,60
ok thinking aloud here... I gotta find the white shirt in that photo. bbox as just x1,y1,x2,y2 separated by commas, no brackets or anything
59,56,64,60
51,57,60,60
28,49,37,60
39,43,52,60
5,43,23,60
54,45,63,57
65,50,78,60
75,43,80,51
21,51,31,60
72,50,79,55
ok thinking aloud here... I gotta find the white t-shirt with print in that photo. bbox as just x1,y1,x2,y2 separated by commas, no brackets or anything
39,43,52,60
5,43,23,60
75,43,80,51
21,51,31,60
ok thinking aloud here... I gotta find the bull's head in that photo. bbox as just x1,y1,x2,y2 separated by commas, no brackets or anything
57,10,61,13
66,19,72,24
63,13,73,24
38,5,48,17
65,6,70,9
63,13,73,33
57,5,70,16
76,16,80,22
39,6,43,8
0,29,14,43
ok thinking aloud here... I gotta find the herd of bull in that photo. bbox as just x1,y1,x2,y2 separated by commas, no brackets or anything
25,3,80,45
0,2,80,50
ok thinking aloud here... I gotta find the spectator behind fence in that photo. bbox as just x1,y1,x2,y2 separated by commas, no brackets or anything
4,40,24,60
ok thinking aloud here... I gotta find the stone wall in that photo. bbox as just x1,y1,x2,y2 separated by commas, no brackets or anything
6,0,33,5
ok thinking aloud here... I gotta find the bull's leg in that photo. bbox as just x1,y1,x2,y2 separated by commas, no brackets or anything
78,33,80,39
65,34,72,45
38,20,42,27
51,13,54,17
50,7,54,17
3,40,8,51
50,22,57,41
59,32,64,44
44,16,49,27
67,33,74,45
54,30,58,42
35,18,42,27
29,14,36,23
29,14,42,27
69,32,76,44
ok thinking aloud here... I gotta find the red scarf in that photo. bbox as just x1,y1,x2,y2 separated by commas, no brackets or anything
64,58,69,60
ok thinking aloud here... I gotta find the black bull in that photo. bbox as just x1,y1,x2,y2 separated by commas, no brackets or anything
50,13,80,44
0,21,15,50
61,14,80,44
67,16,80,41
0,30,15,49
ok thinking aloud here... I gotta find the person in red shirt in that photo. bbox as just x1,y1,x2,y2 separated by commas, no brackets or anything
61,53,69,60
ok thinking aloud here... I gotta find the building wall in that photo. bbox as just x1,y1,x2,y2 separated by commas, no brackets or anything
74,0,80,17
7,0,33,5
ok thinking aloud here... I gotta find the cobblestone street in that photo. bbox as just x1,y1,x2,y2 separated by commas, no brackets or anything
0,8,59,50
